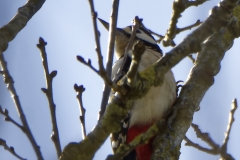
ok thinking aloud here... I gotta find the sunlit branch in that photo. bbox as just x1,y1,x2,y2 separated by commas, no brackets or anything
220,99,238,159
74,84,87,139
0,106,24,131
99,0,120,120
37,37,61,157
163,0,208,47
76,56,119,92
0,0,45,53
184,136,219,154
0,52,43,160
0,139,26,160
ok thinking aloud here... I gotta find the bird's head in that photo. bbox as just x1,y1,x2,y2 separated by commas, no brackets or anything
98,18,161,59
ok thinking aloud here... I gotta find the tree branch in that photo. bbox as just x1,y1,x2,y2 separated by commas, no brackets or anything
184,136,219,154
176,20,202,34
0,106,24,131
0,52,43,159
74,84,87,139
191,124,219,149
126,41,145,87
0,139,26,160
59,41,144,160
0,0,45,53
163,0,208,47
184,99,238,160
37,37,61,157
88,0,106,76
220,99,238,160
151,1,238,158
99,0,120,120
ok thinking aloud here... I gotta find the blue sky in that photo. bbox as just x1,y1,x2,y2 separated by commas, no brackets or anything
0,0,240,160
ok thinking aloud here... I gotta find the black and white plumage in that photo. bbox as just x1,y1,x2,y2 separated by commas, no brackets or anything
98,18,176,160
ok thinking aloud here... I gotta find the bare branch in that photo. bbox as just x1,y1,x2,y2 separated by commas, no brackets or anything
74,84,87,139
0,106,24,131
184,98,238,160
59,96,134,160
76,56,99,74
0,52,43,159
37,37,61,157
0,139,26,160
85,0,121,94
163,0,208,47
88,0,105,74
176,20,202,34
152,1,238,159
191,124,219,149
76,56,119,92
220,99,238,160
184,136,219,155
126,41,145,87
0,0,45,53
99,0,120,120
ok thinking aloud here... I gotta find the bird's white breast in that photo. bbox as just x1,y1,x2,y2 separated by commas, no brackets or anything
111,49,176,127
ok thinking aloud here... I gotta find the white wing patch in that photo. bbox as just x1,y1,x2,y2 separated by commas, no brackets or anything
122,26,156,44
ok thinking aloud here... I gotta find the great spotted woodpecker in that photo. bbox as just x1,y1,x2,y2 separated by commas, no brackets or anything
98,18,176,160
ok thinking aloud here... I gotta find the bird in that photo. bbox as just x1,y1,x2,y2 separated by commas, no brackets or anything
98,18,176,160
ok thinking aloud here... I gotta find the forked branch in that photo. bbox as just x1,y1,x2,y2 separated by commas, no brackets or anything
0,106,24,131
162,0,207,47
184,99,238,160
0,139,26,160
99,0,120,120
0,52,43,160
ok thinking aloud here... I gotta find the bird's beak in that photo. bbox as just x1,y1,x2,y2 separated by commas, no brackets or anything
98,18,109,31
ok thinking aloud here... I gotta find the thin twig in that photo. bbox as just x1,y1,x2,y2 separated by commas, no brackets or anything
0,106,24,131
80,0,121,94
220,99,238,159
99,0,120,121
0,139,26,160
0,52,43,160
37,37,61,157
186,100,238,160
76,56,119,91
191,123,219,149
76,56,99,73
88,0,105,74
176,20,202,34
74,84,87,139
184,136,219,155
